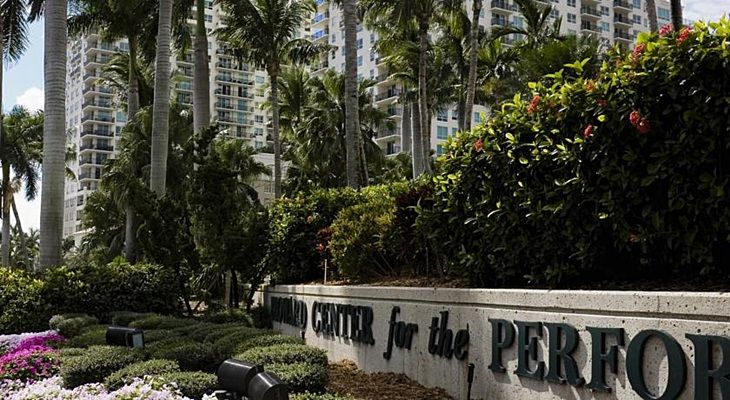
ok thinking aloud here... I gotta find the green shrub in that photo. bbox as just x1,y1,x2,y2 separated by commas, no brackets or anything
291,393,352,400
249,305,272,329
329,184,409,280
268,188,363,283
202,309,253,326
268,362,328,394
144,329,185,344
425,20,730,286
156,371,217,399
201,326,259,344
129,315,198,330
233,334,304,354
53,315,100,338
182,323,238,342
104,359,180,390
60,345,146,388
211,328,269,358
59,347,86,358
0,268,47,334
236,344,327,368
109,311,156,327
49,313,90,330
148,339,218,371
67,325,108,348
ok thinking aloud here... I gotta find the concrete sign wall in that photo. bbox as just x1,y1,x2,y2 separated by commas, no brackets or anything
260,285,730,400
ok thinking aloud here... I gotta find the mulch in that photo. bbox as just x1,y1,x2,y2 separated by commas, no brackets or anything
327,360,453,400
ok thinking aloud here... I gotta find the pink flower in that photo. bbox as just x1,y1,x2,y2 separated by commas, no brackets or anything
631,43,646,62
585,81,595,92
677,27,693,43
629,110,641,126
637,118,651,134
659,24,673,37
474,138,484,152
527,95,541,113
628,232,639,244
583,125,594,138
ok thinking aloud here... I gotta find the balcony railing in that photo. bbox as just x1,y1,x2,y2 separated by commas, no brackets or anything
614,31,633,40
613,0,633,9
376,89,402,102
80,130,114,138
580,7,601,17
81,115,114,123
79,144,114,152
614,15,633,24
490,0,518,11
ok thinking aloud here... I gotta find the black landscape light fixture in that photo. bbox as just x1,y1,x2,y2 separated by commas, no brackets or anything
248,371,289,400
105,326,145,349
214,359,263,400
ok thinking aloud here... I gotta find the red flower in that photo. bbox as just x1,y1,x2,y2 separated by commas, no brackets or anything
474,138,484,152
629,110,641,126
637,118,651,134
659,24,673,37
631,43,646,62
677,27,693,43
597,99,608,108
527,94,541,113
583,124,594,138
628,232,639,244
585,81,595,92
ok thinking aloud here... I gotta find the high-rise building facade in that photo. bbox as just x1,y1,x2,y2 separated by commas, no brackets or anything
64,0,671,242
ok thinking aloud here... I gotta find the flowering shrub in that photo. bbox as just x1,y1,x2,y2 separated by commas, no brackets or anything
0,345,60,381
425,18,730,286
0,376,195,399
0,331,63,356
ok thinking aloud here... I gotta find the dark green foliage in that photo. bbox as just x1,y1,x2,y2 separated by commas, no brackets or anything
156,371,217,399
144,329,185,344
104,359,180,390
233,334,304,355
60,345,146,388
184,323,240,342
210,328,269,358
236,344,328,368
128,315,198,330
0,268,46,333
426,21,730,286
67,325,108,348
41,260,181,318
147,339,219,372
109,311,156,327
202,309,253,326
267,188,363,283
249,305,272,329
267,362,328,394
59,348,86,358
50,314,99,338
201,326,259,344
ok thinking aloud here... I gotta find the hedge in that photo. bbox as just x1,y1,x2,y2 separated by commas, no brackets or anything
156,371,217,399
67,325,109,348
104,359,181,390
60,345,146,388
49,314,100,338
128,315,198,330
267,362,329,394
147,339,219,371
236,344,328,368
233,334,304,355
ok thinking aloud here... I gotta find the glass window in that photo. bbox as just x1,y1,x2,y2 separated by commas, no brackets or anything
633,15,641,24
658,8,670,20
567,13,576,23
567,0,576,6
474,112,482,124
357,56,363,66
632,0,641,8
437,110,448,122
437,126,448,139
436,145,444,155
513,16,523,28
600,6,609,16
357,38,363,49
601,22,610,32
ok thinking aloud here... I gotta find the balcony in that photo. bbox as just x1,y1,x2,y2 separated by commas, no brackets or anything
84,85,113,95
80,130,114,138
79,157,106,166
614,15,633,26
376,129,399,139
81,114,115,124
78,172,102,181
580,22,601,34
490,0,518,12
215,75,253,85
375,89,402,102
614,30,633,42
613,0,633,11
311,11,329,25
79,143,114,152
491,18,511,28
580,7,601,18
311,29,329,41
386,107,402,117
82,100,113,109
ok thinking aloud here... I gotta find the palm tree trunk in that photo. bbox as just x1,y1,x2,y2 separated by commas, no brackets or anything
150,0,173,195
11,198,27,269
193,0,211,134
411,101,423,177
343,0,360,189
645,0,659,32
124,37,139,263
423,107,432,173
358,127,369,186
464,0,481,132
40,0,68,270
418,23,431,176
670,0,682,31
269,68,282,198
401,99,411,153
1,163,11,266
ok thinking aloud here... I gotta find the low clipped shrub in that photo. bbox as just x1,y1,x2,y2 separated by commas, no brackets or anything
129,315,198,330
109,311,156,327
148,339,218,372
291,393,352,400
60,345,146,388
59,347,86,358
268,362,328,394
236,344,327,368
144,329,185,344
268,188,363,283
67,325,108,348
211,328,269,358
249,305,272,329
52,315,100,338
184,323,239,342
202,309,253,326
157,371,217,399
202,326,259,344
233,334,303,354
104,359,180,390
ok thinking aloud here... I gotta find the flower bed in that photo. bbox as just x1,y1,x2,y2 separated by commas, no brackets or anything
0,376,194,400
0,331,66,381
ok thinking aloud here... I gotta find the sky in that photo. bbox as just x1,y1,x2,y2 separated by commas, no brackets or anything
6,1,730,229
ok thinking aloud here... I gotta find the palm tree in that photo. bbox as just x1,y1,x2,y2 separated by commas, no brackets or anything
150,0,174,195
464,0,481,132
215,0,327,198
0,107,43,266
342,0,360,189
192,0,211,134
670,0,682,31
30,0,67,269
490,0,561,48
645,0,658,32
